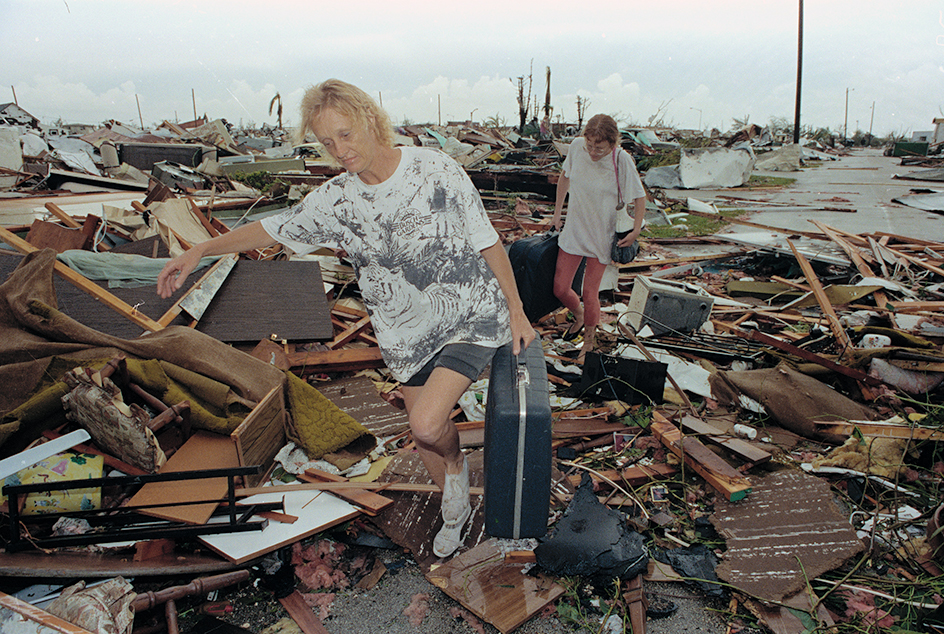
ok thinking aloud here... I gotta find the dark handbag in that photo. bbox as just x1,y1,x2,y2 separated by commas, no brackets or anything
610,148,639,265
611,232,639,264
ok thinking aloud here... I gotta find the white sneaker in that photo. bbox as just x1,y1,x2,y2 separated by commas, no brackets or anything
433,455,471,558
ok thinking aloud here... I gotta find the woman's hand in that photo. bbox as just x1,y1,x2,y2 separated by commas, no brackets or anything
156,249,203,298
509,305,536,355
616,229,641,248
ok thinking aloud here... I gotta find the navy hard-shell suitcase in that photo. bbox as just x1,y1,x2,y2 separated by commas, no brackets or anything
508,232,584,323
483,338,552,538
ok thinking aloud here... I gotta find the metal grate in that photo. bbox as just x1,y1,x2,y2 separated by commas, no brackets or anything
639,331,769,362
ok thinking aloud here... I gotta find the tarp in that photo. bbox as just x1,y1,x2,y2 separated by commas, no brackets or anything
708,363,878,443
0,249,285,455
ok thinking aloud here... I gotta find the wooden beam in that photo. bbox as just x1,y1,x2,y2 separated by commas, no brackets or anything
287,347,386,373
786,238,854,351
888,301,944,312
679,415,771,469
812,221,894,325
739,327,881,386
186,196,221,238
44,202,82,229
650,412,752,502
300,468,393,516
328,315,372,349
0,225,165,332
813,420,944,441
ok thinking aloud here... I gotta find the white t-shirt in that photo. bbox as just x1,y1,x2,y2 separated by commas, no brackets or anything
559,136,645,264
260,147,511,381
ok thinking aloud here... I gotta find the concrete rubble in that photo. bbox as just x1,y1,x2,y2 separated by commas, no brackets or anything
1,104,944,634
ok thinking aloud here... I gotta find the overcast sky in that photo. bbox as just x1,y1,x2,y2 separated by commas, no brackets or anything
4,0,943,137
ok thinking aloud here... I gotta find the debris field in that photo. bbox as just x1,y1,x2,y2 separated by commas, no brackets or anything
1,108,944,634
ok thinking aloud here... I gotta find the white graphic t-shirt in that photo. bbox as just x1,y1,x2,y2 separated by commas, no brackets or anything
260,147,511,381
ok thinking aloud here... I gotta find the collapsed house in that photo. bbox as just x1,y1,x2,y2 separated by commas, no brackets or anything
1,112,944,634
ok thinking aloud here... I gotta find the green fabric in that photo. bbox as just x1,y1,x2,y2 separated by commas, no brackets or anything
284,371,370,459
0,356,253,444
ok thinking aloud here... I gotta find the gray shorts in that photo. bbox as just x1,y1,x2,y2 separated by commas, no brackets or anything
402,343,498,387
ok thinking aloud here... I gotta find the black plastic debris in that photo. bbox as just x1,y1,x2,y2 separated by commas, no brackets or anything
534,473,647,588
651,543,724,597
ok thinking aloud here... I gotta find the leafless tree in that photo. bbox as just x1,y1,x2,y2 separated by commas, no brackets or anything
575,95,590,130
514,60,534,134
269,93,283,130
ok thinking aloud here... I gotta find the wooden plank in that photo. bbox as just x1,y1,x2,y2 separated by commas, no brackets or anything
237,480,485,497
287,347,386,373
650,412,751,502
620,461,679,486
186,196,221,238
879,242,944,278
278,590,332,634
741,328,881,386
0,225,165,332
328,315,372,349
230,385,285,488
43,201,83,228
813,221,894,326
813,420,944,441
888,300,944,312
128,431,237,524
786,238,854,351
679,415,771,467
300,468,393,516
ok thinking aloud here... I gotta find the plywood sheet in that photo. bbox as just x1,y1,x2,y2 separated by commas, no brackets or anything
196,260,333,343
710,469,864,602
0,253,333,343
426,539,565,634
128,431,238,524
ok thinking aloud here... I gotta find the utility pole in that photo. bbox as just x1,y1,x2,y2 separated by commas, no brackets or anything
869,101,875,141
136,94,144,129
793,0,803,144
844,87,854,142
11,85,17,106
192,88,197,121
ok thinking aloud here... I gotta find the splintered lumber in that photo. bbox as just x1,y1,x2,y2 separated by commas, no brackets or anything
679,415,771,469
329,315,373,349
786,238,854,351
43,201,83,229
813,221,894,325
299,468,393,516
740,328,881,386
0,225,164,332
650,412,752,502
